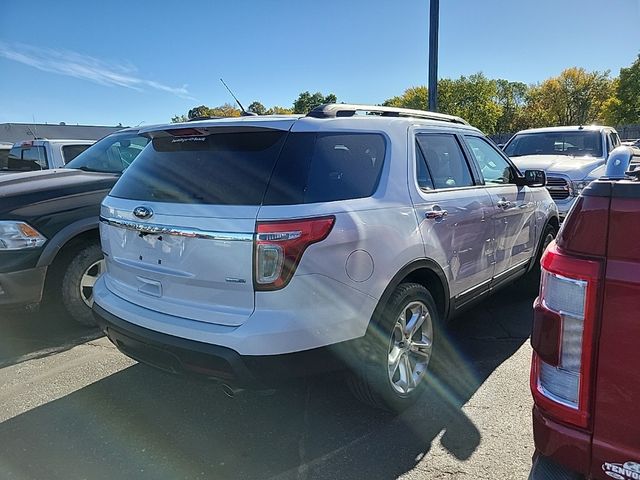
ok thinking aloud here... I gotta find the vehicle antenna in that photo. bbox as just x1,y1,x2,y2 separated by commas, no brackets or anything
31,114,39,139
219,78,256,116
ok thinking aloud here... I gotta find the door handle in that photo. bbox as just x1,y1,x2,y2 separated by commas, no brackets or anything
425,209,448,221
496,199,514,210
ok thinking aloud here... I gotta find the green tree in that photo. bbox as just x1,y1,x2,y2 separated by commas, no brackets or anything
382,75,502,133
248,101,267,115
437,74,502,134
494,80,529,133
608,55,640,124
171,114,188,123
293,91,338,114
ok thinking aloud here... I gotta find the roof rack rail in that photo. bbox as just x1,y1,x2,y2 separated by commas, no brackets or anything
306,103,469,125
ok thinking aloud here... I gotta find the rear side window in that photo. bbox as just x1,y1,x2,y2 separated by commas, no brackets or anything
110,129,287,205
4,146,48,171
264,132,385,204
416,134,473,189
62,144,91,163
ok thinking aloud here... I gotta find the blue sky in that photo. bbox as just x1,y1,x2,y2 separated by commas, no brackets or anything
0,0,639,126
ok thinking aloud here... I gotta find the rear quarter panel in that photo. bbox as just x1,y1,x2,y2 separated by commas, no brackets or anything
591,196,640,478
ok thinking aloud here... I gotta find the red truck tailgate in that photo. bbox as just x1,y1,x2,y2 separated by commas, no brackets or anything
591,196,640,479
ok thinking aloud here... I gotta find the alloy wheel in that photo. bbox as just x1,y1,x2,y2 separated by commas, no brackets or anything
387,301,433,395
79,259,105,308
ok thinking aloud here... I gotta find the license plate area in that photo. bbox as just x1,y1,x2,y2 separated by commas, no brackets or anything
135,232,185,267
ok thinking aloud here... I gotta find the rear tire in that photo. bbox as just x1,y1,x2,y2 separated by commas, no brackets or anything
61,242,105,326
347,283,439,412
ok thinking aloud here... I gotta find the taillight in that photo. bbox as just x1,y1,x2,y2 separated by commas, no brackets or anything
530,241,601,428
254,216,335,291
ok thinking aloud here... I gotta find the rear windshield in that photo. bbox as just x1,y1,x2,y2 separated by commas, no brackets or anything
505,131,603,158
4,146,48,171
110,129,288,205
110,129,386,205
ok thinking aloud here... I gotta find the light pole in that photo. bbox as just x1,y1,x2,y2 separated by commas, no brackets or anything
428,0,439,112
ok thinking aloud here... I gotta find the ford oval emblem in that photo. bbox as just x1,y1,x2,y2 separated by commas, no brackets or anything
133,206,153,219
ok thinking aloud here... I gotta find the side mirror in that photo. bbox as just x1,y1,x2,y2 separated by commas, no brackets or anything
522,169,546,187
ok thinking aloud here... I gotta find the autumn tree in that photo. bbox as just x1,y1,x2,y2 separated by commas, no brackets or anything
383,86,428,110
266,106,294,115
525,68,613,126
187,105,214,120
293,91,338,114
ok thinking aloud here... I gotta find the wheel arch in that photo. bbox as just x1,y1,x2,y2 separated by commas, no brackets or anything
37,217,100,268
38,218,101,297
527,214,560,273
372,258,451,326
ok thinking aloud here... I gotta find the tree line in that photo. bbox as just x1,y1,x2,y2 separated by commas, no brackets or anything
172,54,640,134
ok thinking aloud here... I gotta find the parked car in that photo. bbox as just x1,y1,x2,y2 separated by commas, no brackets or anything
529,146,640,479
0,128,149,324
92,104,559,410
1,138,95,173
504,125,621,219
0,142,12,170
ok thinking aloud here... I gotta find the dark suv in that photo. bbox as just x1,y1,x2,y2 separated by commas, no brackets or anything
0,128,148,324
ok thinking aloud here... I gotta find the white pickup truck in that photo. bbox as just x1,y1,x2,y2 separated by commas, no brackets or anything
504,125,621,218
1,138,94,173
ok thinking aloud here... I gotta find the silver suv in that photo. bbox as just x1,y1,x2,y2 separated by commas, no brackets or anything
93,104,558,411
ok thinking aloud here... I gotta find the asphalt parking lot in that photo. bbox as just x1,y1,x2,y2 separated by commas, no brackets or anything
0,284,535,480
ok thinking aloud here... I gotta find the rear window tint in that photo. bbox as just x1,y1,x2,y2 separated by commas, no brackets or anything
4,146,48,171
110,129,287,205
264,132,385,204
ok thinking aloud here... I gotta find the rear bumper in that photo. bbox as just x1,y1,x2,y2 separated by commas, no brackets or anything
531,406,591,478
529,452,584,480
0,266,46,307
93,303,347,388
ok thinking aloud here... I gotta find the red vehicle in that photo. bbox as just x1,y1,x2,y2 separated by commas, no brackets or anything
529,147,640,480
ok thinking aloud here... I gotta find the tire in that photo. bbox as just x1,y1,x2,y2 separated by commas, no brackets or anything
523,223,557,293
61,242,105,326
347,283,439,412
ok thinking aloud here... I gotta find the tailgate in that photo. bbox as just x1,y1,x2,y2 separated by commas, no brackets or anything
100,198,256,326
591,197,640,478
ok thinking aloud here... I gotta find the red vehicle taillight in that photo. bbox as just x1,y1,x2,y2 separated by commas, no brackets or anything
254,216,335,291
530,241,601,428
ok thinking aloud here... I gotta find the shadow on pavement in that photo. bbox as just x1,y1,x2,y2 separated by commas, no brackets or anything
0,284,534,480
0,303,100,367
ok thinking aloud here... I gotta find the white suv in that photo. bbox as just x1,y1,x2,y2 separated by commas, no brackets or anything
93,104,558,410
